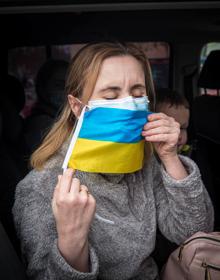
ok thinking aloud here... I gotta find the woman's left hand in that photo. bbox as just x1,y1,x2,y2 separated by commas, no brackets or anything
142,113,180,162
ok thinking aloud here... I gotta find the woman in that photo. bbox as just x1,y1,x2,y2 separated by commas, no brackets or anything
13,42,214,280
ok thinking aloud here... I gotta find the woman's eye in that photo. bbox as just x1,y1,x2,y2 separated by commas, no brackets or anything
132,90,146,97
103,93,118,100
132,94,145,98
134,94,144,98
104,97,117,100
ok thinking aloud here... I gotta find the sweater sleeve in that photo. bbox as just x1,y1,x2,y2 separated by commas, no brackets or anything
152,155,214,245
12,170,99,280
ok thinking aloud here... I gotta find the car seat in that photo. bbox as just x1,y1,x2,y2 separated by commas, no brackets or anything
192,50,220,230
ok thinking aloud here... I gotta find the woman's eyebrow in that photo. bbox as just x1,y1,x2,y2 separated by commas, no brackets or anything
131,84,146,91
99,86,121,93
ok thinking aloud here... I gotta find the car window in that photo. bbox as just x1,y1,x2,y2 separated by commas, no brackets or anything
8,42,170,117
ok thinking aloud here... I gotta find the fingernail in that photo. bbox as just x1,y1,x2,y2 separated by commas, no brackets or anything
65,168,73,174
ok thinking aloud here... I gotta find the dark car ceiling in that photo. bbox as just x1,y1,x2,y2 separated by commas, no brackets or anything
1,7,220,48
1,0,220,7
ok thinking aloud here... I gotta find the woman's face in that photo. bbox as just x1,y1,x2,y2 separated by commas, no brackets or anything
89,55,147,101
68,55,147,118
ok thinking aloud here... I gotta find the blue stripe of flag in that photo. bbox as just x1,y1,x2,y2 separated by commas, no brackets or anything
79,107,150,143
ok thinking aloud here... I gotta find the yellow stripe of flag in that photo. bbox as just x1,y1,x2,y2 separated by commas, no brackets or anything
68,138,145,173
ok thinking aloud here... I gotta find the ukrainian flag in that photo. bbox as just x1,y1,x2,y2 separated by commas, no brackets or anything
68,107,149,173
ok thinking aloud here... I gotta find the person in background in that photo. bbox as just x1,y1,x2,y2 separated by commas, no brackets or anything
13,42,213,280
155,89,191,156
24,59,69,157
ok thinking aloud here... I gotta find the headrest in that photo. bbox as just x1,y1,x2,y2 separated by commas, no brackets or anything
36,59,69,111
198,50,220,89
193,95,220,143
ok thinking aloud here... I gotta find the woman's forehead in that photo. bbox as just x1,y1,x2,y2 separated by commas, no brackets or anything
100,55,143,70
96,55,145,84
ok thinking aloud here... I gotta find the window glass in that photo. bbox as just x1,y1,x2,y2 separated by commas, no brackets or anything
200,42,220,95
51,44,85,61
200,42,220,69
8,47,46,117
8,42,170,116
52,42,170,89
135,42,170,89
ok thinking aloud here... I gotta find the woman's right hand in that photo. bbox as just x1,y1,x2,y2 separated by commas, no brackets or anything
52,168,96,272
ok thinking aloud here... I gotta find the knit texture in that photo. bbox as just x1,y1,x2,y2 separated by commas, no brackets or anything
13,143,214,280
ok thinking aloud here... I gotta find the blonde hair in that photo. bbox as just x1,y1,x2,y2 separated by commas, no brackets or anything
31,42,155,170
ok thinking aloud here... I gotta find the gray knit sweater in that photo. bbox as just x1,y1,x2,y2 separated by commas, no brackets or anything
13,143,214,280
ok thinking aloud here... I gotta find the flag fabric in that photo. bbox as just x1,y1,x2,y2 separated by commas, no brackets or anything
67,107,149,173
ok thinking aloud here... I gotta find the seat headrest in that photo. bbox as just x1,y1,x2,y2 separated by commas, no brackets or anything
198,50,220,89
193,95,220,143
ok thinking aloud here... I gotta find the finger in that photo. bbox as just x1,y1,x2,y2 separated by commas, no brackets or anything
55,175,62,188
148,113,172,122
79,185,89,193
142,126,171,137
144,133,178,143
78,185,89,206
143,123,179,136
86,195,96,217
143,119,170,130
79,185,90,199
87,194,96,209
59,168,75,194
70,177,81,195
53,174,62,196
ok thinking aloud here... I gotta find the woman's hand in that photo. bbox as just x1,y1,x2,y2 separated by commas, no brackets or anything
142,113,188,180
52,168,96,272
142,113,180,160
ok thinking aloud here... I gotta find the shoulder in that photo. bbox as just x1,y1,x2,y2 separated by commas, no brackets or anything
15,168,59,205
15,145,66,201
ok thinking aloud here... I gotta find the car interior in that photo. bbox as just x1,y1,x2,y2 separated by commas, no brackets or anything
0,0,220,278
